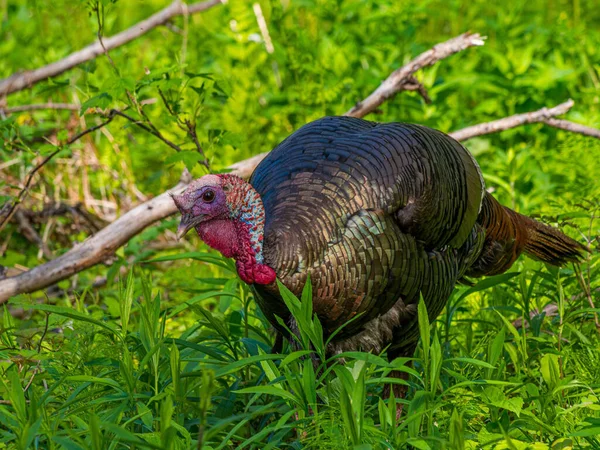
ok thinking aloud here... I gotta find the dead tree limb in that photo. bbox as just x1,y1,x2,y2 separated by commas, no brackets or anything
544,117,600,139
345,32,485,118
14,211,53,260
0,105,195,235
0,0,222,97
225,100,585,182
449,100,575,141
0,172,193,303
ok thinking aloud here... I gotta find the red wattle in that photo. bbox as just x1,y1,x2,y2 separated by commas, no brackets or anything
198,218,275,285
254,264,277,285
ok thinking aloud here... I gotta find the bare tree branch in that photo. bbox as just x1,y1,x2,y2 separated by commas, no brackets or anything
449,100,575,141
0,0,223,97
230,33,483,179
228,152,273,181
109,109,186,154
224,100,588,184
0,175,192,303
543,117,600,139
345,32,486,118
14,210,53,260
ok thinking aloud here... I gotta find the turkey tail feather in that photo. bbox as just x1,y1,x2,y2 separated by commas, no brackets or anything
519,213,588,265
468,193,587,277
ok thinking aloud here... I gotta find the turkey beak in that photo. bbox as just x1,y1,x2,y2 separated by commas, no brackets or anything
176,213,205,240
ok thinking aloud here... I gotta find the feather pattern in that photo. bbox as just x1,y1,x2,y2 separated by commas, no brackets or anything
250,116,486,352
246,116,585,356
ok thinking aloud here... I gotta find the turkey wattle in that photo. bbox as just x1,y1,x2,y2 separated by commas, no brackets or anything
173,116,586,404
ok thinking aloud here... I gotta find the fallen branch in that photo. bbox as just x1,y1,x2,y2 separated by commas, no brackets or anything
0,0,222,97
345,32,485,118
230,33,484,180
14,210,53,260
0,104,202,235
0,172,193,303
449,100,575,141
543,117,600,139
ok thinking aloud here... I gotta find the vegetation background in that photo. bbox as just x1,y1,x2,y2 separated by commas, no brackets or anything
1,0,600,448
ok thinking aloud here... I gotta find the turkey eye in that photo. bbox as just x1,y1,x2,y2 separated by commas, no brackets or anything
202,190,215,203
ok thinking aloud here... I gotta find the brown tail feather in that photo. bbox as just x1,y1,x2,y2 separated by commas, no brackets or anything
468,193,587,277
519,213,588,265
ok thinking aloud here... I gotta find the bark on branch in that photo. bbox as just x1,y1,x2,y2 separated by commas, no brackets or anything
449,100,575,141
0,0,222,97
0,173,192,303
345,32,485,118
543,117,600,139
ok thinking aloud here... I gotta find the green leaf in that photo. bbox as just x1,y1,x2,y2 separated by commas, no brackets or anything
233,386,298,403
482,386,523,416
66,375,124,391
418,294,430,383
144,252,234,272
211,354,282,378
80,92,113,113
446,357,496,369
167,291,239,318
164,150,204,171
540,353,561,388
10,302,119,338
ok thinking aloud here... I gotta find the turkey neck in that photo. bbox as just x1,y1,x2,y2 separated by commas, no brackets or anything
197,177,275,285
230,178,267,264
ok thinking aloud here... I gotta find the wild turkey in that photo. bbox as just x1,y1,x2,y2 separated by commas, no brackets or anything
173,116,586,412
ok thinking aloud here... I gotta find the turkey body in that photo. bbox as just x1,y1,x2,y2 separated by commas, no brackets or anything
249,116,584,358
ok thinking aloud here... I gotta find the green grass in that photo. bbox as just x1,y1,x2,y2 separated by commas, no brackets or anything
1,250,599,448
1,0,600,448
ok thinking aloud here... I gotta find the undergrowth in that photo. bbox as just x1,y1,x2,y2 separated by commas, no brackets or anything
1,245,599,448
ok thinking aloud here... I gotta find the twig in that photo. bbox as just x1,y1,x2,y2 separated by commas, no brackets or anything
94,2,117,72
157,87,209,167
345,32,485,118
24,367,39,392
0,105,186,234
449,100,575,141
226,100,596,183
110,109,184,154
575,266,600,332
0,0,223,97
401,75,432,104
14,211,53,260
0,176,192,303
253,3,275,54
